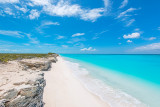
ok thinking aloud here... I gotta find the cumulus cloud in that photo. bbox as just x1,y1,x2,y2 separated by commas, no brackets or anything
119,0,128,9
123,32,140,39
134,43,160,51
127,40,132,43
72,33,85,37
80,8,104,22
15,5,28,13
0,0,111,21
4,8,14,15
0,0,19,4
81,47,96,51
29,0,50,6
41,0,108,22
29,9,40,19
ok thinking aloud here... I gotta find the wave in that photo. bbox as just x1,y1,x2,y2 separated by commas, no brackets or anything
63,59,148,107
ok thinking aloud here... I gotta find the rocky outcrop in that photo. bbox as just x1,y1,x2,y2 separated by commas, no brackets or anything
19,57,57,71
0,56,58,107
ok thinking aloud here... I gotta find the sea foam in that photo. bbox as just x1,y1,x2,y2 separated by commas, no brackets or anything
64,59,148,107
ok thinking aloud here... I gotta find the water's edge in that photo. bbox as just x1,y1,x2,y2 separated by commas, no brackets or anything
62,57,148,107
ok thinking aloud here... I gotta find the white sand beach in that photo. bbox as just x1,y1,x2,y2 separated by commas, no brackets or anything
43,57,109,107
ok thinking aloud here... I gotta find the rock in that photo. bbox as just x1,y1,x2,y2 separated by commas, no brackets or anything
49,57,57,63
19,85,38,97
41,61,51,71
13,82,25,86
0,89,18,101
5,95,27,107
0,99,8,107
0,56,58,107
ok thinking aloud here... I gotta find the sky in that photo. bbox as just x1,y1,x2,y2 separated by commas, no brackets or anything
0,0,160,54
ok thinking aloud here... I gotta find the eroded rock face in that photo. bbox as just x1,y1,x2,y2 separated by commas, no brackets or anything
0,56,58,107
0,72,46,107
19,57,57,71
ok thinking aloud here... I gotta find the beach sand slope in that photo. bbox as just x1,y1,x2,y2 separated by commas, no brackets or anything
43,57,109,107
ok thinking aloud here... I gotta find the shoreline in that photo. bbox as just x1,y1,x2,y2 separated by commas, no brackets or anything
43,56,110,107
51,56,148,107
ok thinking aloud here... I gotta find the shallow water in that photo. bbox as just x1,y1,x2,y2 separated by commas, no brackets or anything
61,54,160,107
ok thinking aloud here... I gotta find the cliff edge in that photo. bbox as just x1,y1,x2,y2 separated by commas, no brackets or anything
0,54,58,107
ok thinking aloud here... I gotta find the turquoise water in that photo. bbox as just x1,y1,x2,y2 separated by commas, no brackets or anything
61,54,160,107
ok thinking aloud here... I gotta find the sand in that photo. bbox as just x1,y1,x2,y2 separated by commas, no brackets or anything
43,57,110,107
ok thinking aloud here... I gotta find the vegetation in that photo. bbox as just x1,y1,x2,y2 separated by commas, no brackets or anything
0,53,57,63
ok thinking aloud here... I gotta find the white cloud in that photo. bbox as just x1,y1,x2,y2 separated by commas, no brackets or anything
62,45,68,48
57,35,64,39
80,8,104,22
72,33,85,37
36,21,60,33
0,0,19,3
127,40,132,43
145,37,156,41
15,5,28,13
81,47,96,51
119,0,128,9
68,37,86,43
0,0,111,22
0,29,39,44
42,0,107,22
29,9,40,19
42,21,60,26
30,0,50,6
103,0,110,8
4,8,14,15
126,19,135,26
158,27,160,30
92,30,108,40
0,30,24,38
134,43,160,51
26,34,39,44
43,1,81,17
123,32,140,39
134,28,140,31
117,8,138,18
118,43,122,45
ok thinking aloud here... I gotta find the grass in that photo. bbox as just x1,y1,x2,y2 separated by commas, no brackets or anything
0,53,58,63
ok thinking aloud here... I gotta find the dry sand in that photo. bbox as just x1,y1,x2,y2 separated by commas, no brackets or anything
43,57,109,107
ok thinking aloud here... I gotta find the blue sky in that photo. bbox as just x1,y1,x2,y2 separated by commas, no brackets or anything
0,0,160,54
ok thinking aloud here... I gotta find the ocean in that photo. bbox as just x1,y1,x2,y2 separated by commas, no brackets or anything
61,54,160,107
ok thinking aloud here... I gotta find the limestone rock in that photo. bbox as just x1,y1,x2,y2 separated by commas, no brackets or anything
0,89,18,101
